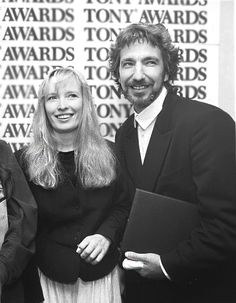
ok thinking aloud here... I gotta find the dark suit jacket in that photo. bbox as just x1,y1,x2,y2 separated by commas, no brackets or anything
0,140,37,303
116,91,236,303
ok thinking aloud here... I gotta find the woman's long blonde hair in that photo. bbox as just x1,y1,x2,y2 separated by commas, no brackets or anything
24,67,117,189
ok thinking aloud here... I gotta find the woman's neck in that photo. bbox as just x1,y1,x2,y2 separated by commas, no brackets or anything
54,132,75,152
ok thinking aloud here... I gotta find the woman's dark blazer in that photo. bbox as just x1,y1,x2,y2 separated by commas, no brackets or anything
15,145,132,302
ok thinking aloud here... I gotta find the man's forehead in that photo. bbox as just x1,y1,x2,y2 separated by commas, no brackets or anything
120,42,161,59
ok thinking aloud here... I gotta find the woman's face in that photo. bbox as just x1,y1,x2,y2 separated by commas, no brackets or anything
44,74,83,137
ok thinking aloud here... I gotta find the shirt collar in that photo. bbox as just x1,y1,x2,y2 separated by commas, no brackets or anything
134,86,167,130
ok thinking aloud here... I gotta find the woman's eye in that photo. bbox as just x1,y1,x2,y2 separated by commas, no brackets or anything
47,96,57,102
68,93,78,99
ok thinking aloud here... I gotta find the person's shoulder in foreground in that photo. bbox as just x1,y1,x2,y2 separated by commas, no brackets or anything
0,139,37,303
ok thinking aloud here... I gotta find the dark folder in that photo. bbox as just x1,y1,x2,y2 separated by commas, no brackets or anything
121,189,200,255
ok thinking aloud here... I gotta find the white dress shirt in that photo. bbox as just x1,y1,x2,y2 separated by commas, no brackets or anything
134,86,167,164
134,86,171,280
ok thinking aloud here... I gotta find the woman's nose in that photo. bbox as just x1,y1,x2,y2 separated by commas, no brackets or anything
58,97,68,109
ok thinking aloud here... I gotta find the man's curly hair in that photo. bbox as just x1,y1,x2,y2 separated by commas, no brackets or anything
109,23,181,94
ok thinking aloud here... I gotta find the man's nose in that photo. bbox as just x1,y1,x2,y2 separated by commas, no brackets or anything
58,97,68,109
133,63,145,81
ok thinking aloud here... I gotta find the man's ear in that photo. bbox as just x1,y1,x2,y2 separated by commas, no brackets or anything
164,73,169,82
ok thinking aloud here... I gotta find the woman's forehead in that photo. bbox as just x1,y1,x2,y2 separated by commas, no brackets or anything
46,74,81,93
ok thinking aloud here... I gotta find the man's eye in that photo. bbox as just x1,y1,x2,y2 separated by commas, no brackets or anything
146,60,158,66
122,62,133,68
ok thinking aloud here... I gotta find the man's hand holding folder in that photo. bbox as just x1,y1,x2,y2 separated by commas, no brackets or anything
123,252,167,279
121,189,200,279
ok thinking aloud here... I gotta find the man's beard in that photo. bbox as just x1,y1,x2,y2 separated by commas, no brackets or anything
122,89,156,112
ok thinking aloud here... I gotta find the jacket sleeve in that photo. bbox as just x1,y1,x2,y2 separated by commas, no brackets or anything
96,141,133,246
0,142,37,286
96,169,132,246
161,109,236,284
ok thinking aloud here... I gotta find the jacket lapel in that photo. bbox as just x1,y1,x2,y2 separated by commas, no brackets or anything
123,120,143,185
140,125,172,191
122,92,177,191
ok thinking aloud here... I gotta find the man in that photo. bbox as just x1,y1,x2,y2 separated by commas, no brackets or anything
109,23,236,303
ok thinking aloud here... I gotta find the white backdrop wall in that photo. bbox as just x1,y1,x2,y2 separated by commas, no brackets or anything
0,0,234,151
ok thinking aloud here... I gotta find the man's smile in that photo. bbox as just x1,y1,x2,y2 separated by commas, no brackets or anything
131,85,149,90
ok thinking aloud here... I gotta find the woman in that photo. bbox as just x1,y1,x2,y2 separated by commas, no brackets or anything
0,140,37,303
15,67,131,303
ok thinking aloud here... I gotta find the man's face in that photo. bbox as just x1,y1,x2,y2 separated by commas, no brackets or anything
119,41,168,113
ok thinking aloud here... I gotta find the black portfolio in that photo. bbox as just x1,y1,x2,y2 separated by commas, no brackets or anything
121,189,200,255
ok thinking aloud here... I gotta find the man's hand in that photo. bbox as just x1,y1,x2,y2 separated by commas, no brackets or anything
76,234,111,265
122,251,166,279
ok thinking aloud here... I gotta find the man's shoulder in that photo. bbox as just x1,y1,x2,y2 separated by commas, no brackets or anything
105,139,115,151
115,115,134,144
117,114,134,132
174,94,234,123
